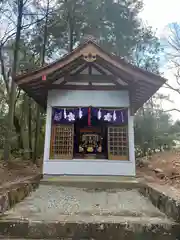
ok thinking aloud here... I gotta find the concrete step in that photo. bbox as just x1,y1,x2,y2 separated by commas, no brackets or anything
1,185,179,239
41,175,142,189
0,218,179,239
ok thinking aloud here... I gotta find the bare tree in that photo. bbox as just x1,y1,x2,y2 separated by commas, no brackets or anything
3,0,24,160
33,0,50,163
0,0,55,160
161,23,180,113
165,24,180,94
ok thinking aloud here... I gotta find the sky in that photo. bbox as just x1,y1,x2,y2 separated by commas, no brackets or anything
140,0,180,121
141,0,180,33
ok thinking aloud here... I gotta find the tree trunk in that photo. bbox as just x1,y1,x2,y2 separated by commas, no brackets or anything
33,0,49,164
21,93,29,159
68,17,73,52
4,0,24,161
33,105,41,163
13,115,23,149
28,97,32,159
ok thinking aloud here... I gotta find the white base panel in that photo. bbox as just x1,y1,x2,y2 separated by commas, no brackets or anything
43,159,136,176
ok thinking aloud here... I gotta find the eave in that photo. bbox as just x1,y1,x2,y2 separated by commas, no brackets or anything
15,40,166,112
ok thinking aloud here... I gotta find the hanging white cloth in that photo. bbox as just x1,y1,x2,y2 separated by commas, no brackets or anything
64,108,67,119
79,108,83,119
97,109,102,120
104,113,112,122
67,112,75,121
121,111,124,122
113,110,117,121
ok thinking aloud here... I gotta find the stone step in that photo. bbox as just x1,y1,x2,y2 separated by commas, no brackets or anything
0,219,179,240
1,185,179,239
41,175,142,189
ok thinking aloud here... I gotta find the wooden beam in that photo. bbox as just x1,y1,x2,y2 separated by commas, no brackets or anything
30,85,45,90
55,60,86,87
18,57,84,85
88,64,92,86
97,56,164,86
49,84,128,91
15,42,165,88
91,63,108,75
60,74,119,83
15,49,87,83
128,82,136,115
96,57,132,84
71,63,88,75
20,85,46,107
19,59,85,92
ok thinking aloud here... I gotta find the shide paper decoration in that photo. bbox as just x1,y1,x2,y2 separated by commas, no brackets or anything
52,108,88,124
52,107,128,125
92,108,127,124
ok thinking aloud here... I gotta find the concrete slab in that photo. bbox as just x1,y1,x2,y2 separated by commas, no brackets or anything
2,185,171,221
0,185,179,239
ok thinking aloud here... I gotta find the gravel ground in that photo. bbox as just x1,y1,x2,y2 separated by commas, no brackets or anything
3,185,172,224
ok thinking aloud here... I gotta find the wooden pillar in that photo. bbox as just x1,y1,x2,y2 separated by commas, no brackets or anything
128,108,136,176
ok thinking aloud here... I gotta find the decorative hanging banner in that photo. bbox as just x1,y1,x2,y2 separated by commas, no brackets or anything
91,108,128,124
52,107,128,125
88,107,91,126
52,107,88,124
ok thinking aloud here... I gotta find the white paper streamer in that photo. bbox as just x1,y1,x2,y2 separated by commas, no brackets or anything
79,108,83,119
121,111,124,122
97,109,102,120
113,110,117,121
64,108,67,119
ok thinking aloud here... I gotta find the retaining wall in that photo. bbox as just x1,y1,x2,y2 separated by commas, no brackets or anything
0,174,42,215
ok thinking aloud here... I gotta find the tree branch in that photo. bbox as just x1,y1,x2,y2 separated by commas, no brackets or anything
164,82,180,94
0,48,9,93
0,15,46,48
164,108,180,113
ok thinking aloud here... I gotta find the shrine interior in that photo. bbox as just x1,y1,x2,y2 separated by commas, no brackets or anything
50,107,129,161
74,115,108,159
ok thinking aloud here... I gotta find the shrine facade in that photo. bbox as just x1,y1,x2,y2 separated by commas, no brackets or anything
15,40,166,176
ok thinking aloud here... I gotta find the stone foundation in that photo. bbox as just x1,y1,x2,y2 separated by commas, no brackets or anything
0,177,180,239
0,219,179,239
140,183,180,222
0,174,42,215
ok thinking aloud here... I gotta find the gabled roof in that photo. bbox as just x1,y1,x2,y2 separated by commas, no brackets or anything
15,40,166,112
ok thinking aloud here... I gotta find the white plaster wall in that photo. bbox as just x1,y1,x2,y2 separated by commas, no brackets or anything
43,160,135,176
48,90,129,107
43,90,135,176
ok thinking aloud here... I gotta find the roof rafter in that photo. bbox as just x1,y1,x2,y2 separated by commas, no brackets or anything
91,62,108,75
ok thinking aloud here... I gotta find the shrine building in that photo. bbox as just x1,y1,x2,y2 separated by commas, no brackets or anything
15,40,166,176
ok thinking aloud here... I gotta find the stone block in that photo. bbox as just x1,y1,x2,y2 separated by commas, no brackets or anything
0,220,29,238
0,193,9,214
140,184,180,223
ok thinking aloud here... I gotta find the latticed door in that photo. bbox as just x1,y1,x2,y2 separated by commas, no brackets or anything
50,124,74,159
108,126,128,160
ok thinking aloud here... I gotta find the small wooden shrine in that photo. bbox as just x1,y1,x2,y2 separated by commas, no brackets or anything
15,40,166,176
